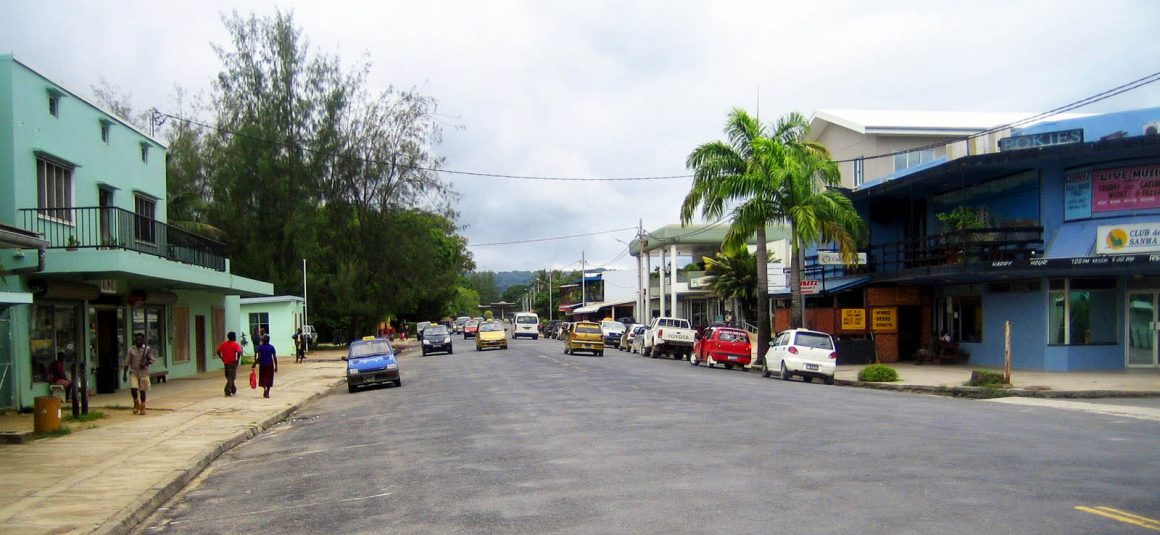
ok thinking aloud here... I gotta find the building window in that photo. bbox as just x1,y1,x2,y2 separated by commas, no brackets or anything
853,158,864,187
248,313,270,343
37,156,73,222
134,195,156,243
940,294,982,343
140,143,150,163
893,148,936,172
48,95,59,117
1049,278,1117,345
100,121,110,143
29,303,80,383
131,305,167,363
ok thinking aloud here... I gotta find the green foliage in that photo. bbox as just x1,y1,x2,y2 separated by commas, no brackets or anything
703,248,769,321
936,206,988,231
502,284,528,304
446,285,480,317
63,411,106,423
858,364,899,382
34,426,72,439
465,272,501,304
483,310,494,320
966,369,1007,387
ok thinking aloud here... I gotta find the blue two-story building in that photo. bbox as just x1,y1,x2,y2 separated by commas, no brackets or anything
845,107,1160,371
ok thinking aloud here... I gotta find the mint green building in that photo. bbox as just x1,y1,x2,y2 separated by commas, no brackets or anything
239,296,307,357
0,54,272,410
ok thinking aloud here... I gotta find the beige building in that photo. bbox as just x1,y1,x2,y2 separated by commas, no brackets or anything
807,109,1091,188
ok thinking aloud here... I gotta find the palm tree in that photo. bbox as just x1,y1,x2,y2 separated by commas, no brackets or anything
682,109,866,364
703,247,771,324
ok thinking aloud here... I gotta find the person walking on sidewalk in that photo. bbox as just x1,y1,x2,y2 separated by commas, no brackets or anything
293,327,306,363
122,333,155,415
252,335,278,398
217,332,243,396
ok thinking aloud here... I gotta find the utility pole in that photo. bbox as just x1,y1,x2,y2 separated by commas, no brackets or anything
302,258,309,352
548,269,553,321
581,251,587,307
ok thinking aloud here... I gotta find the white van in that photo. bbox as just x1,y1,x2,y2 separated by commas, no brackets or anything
513,312,540,340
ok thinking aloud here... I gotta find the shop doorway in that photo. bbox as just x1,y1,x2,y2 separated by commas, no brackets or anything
898,306,922,361
95,309,120,393
1127,292,1158,367
0,309,12,409
195,315,207,373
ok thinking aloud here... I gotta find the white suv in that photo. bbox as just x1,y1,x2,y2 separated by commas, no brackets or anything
763,329,838,385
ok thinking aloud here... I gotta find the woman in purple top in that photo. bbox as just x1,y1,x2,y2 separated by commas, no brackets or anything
252,335,278,398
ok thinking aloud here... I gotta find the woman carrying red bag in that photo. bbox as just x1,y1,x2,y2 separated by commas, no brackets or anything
251,335,278,398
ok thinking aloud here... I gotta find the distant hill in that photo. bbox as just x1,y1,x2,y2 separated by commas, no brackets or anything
494,270,534,293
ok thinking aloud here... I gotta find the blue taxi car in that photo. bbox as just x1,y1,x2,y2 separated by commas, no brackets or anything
345,338,401,393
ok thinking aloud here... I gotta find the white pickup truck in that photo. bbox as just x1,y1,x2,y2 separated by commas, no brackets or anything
643,317,696,360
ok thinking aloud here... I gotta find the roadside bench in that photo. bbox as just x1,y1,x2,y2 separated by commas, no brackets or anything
149,370,169,384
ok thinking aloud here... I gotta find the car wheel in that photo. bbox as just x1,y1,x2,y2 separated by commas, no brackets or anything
421,349,427,356
449,348,453,355
824,375,835,385
476,346,481,351
564,347,570,354
348,383,358,394
780,362,791,381
597,351,604,357
761,363,772,378
534,335,539,340
394,378,402,387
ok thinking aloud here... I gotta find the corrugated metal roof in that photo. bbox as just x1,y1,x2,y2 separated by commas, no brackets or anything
809,109,1093,138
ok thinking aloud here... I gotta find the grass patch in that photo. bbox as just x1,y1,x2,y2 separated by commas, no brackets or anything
33,426,72,439
966,369,1008,387
63,411,107,423
858,364,899,382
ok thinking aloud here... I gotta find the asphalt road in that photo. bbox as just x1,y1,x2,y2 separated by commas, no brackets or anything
138,336,1160,534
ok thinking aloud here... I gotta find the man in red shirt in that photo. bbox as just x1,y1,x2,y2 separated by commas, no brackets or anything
217,331,244,397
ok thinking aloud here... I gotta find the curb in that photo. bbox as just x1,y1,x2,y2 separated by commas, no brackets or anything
833,379,1160,399
92,377,346,535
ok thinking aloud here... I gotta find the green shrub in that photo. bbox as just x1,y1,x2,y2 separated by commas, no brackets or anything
858,364,899,382
63,411,106,423
966,369,1007,387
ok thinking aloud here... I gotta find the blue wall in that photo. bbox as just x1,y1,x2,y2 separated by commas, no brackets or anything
964,291,1047,369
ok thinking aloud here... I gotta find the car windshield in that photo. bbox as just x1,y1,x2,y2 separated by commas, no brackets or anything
349,340,393,358
794,332,834,350
426,325,448,335
601,321,625,331
516,315,537,324
718,330,748,343
576,323,600,334
479,322,504,332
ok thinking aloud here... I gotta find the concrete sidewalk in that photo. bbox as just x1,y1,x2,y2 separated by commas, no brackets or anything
831,362,1160,398
0,339,417,535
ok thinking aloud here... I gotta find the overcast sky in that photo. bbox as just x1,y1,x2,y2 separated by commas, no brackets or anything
3,1,1159,280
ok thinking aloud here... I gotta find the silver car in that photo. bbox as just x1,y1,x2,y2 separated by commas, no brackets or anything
630,326,649,354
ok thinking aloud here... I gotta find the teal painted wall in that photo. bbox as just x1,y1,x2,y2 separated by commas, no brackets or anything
240,299,305,357
170,291,228,376
0,55,16,224
1,55,166,232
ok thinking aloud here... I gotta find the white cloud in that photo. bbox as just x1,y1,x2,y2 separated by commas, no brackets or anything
3,0,1158,272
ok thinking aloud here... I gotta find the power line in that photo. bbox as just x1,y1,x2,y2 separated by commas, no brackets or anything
469,226,637,247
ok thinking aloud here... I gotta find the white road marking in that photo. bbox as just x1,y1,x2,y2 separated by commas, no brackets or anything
985,397,1160,422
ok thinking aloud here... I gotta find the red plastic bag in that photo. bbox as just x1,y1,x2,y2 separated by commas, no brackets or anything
249,368,257,389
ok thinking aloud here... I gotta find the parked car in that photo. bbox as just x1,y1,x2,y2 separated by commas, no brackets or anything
545,320,562,339
463,320,480,339
421,324,453,356
642,316,696,360
565,321,604,356
476,321,508,351
691,326,752,369
763,328,838,384
513,312,540,340
600,320,626,347
631,326,650,354
453,316,470,334
620,324,646,352
344,338,401,393
415,321,432,341
556,322,573,340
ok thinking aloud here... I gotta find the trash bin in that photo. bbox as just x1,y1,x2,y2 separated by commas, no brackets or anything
34,395,62,433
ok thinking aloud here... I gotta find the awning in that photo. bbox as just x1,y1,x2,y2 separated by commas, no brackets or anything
573,303,603,314
768,275,871,298
1045,216,1140,259
0,291,33,304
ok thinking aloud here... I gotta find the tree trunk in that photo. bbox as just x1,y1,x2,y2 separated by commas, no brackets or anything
790,235,803,329
754,226,770,366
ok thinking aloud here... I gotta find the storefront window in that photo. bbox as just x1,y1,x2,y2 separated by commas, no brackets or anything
131,305,166,363
248,313,270,342
1049,279,1117,345
939,294,982,343
30,303,80,382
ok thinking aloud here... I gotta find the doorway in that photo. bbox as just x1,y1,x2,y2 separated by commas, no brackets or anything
195,315,207,373
96,309,120,393
1127,292,1158,367
898,306,923,361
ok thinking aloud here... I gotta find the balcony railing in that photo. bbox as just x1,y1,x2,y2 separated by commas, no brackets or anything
865,226,1044,274
21,207,227,272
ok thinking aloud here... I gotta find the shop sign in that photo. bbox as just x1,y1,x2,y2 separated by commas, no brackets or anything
801,279,820,295
1092,164,1160,213
1097,223,1160,255
1063,167,1092,221
840,308,866,330
818,251,867,265
985,253,1160,270
998,128,1083,152
871,307,897,332
690,276,713,289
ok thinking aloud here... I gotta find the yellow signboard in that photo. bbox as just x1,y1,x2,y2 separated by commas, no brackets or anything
840,308,866,330
872,307,897,332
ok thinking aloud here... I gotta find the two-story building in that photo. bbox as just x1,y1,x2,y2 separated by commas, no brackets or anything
0,54,272,410
831,106,1160,370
